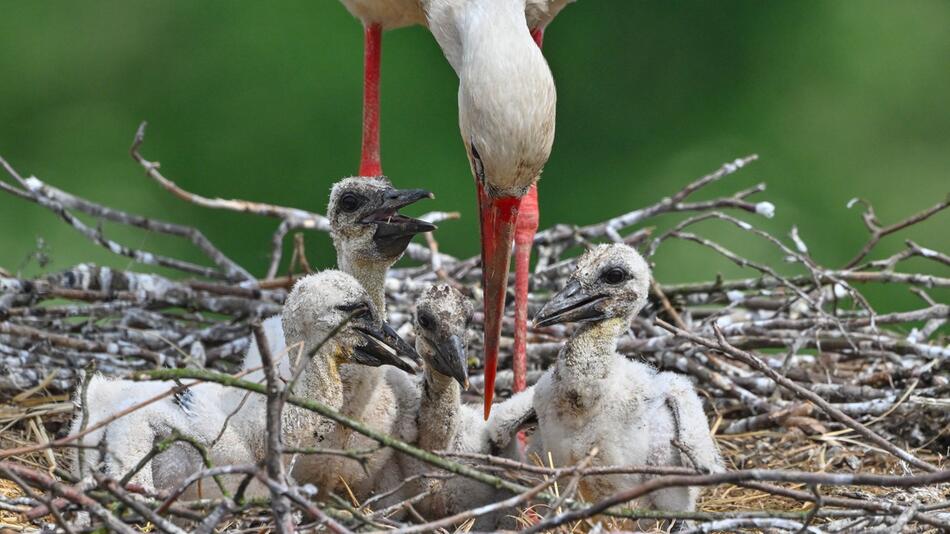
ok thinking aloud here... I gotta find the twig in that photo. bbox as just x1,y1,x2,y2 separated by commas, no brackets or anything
0,156,231,280
524,468,950,533
0,462,139,534
655,319,938,471
845,196,949,268
253,323,295,533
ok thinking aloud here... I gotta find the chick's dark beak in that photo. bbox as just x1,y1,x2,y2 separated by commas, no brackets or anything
366,187,437,257
431,334,469,390
533,280,608,328
352,321,419,374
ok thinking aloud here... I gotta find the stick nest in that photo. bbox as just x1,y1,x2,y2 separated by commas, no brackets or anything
1,125,948,532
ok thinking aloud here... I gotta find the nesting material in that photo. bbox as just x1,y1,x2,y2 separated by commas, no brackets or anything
1,135,948,532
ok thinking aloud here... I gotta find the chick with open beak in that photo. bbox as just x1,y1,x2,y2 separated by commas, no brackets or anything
308,177,434,501
329,177,435,266
349,306,420,374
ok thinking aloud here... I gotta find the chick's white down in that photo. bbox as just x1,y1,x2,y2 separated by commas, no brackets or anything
298,177,430,498
532,244,723,511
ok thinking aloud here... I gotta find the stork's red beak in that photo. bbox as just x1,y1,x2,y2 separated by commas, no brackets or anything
477,183,521,420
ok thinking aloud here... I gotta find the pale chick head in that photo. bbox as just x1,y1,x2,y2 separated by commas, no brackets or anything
281,270,374,363
281,270,418,374
414,284,474,388
535,244,652,328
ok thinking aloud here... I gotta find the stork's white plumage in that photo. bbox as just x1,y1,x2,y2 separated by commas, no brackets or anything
532,244,722,512
421,0,558,418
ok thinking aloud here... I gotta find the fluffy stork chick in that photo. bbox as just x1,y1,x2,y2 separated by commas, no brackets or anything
532,244,722,511
72,271,417,497
328,176,435,313
245,176,435,381
290,177,436,497
386,285,535,526
413,285,476,455
413,285,533,458
421,0,558,418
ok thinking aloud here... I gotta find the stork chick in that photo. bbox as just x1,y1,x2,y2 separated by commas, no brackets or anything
290,176,436,498
73,271,418,497
385,285,535,527
532,244,722,512
328,176,435,312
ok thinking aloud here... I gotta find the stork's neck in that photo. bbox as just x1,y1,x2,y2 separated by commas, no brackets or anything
287,336,344,405
336,254,389,315
334,250,389,410
418,366,462,451
426,0,556,197
283,337,345,447
426,0,532,75
558,318,630,378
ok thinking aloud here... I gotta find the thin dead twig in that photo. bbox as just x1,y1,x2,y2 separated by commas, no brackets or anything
655,319,938,472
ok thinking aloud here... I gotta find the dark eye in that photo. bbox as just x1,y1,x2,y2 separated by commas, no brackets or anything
418,312,434,330
602,267,627,285
337,302,373,320
339,193,362,213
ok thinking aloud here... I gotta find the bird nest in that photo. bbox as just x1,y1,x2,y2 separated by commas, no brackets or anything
1,125,948,532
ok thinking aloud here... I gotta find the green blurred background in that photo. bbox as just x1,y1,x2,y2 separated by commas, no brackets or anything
1,1,947,311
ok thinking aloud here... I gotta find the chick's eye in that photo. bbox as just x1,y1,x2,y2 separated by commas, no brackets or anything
338,302,373,319
418,313,433,330
339,193,362,213
602,267,627,285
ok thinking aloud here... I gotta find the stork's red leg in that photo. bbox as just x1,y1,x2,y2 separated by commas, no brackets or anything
512,185,538,395
359,23,383,177
530,27,545,47
510,27,545,400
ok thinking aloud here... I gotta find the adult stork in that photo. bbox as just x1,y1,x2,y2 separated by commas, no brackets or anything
422,0,562,418
335,0,570,179
337,0,572,416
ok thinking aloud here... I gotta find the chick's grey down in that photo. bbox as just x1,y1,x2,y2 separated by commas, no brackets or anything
374,284,536,528
72,270,414,498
